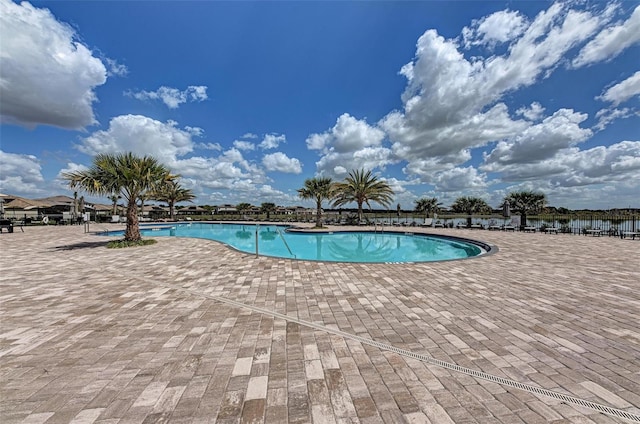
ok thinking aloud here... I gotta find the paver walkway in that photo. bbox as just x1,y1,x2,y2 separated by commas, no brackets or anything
1,224,639,423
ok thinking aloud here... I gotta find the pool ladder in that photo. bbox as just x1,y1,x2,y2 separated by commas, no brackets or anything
277,229,296,258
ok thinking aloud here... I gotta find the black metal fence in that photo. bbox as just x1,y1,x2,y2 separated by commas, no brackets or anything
348,212,639,235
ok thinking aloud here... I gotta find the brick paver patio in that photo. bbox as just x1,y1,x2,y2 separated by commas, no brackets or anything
1,224,639,423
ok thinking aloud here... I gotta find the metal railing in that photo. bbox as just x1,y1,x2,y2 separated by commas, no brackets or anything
277,228,296,258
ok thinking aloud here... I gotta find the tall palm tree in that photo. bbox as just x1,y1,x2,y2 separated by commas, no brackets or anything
451,196,491,228
153,179,196,221
62,152,172,241
504,190,546,228
260,202,277,220
108,194,121,215
332,169,394,223
414,197,442,219
297,177,334,228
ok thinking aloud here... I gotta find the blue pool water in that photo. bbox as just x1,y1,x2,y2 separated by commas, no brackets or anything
113,223,487,263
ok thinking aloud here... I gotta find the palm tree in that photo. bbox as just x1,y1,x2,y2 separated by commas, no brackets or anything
414,197,442,219
297,177,334,228
108,194,121,216
236,202,252,219
451,196,491,228
260,202,277,220
72,191,78,222
332,169,394,223
78,195,85,223
504,190,546,228
153,179,196,221
62,152,172,241
138,191,151,222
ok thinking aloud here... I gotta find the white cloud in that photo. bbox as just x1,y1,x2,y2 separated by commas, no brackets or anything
462,9,528,49
306,113,391,178
381,2,609,182
241,133,258,139
185,126,205,137
0,150,46,196
259,134,286,150
165,147,267,196
482,109,592,168
432,167,488,192
0,0,107,129
572,5,640,68
556,141,640,186
481,140,640,188
516,102,546,121
76,115,195,166
307,114,385,153
126,85,208,109
306,133,331,151
104,57,128,77
196,142,222,151
594,107,635,131
233,140,256,151
403,151,473,179
262,152,302,174
544,183,640,210
597,71,640,106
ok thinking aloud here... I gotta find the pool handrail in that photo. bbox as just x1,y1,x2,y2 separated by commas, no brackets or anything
277,228,296,258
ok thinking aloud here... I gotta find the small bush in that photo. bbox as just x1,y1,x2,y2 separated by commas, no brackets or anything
107,239,157,248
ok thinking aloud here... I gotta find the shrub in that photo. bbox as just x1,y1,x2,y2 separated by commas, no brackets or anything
107,239,157,248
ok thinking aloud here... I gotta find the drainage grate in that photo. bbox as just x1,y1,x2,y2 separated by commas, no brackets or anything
175,285,640,423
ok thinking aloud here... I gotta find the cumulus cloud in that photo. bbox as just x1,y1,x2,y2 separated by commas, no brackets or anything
307,114,385,153
233,140,256,151
259,134,286,150
556,141,640,186
572,5,640,68
482,139,640,187
432,167,488,192
306,113,392,178
482,109,592,168
0,150,46,196
380,2,614,184
516,102,546,121
462,9,528,49
597,71,640,106
262,152,302,174
76,115,195,166
126,85,208,109
0,0,107,129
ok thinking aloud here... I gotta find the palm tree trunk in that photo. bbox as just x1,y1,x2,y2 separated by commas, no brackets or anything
170,201,175,221
315,200,322,227
358,202,364,223
521,213,527,229
124,199,141,241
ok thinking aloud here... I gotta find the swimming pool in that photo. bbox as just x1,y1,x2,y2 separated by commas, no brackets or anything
114,223,490,263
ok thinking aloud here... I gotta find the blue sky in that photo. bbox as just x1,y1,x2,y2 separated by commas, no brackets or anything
1,0,639,210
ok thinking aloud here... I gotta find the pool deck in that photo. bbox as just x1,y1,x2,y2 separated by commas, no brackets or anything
1,224,639,423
